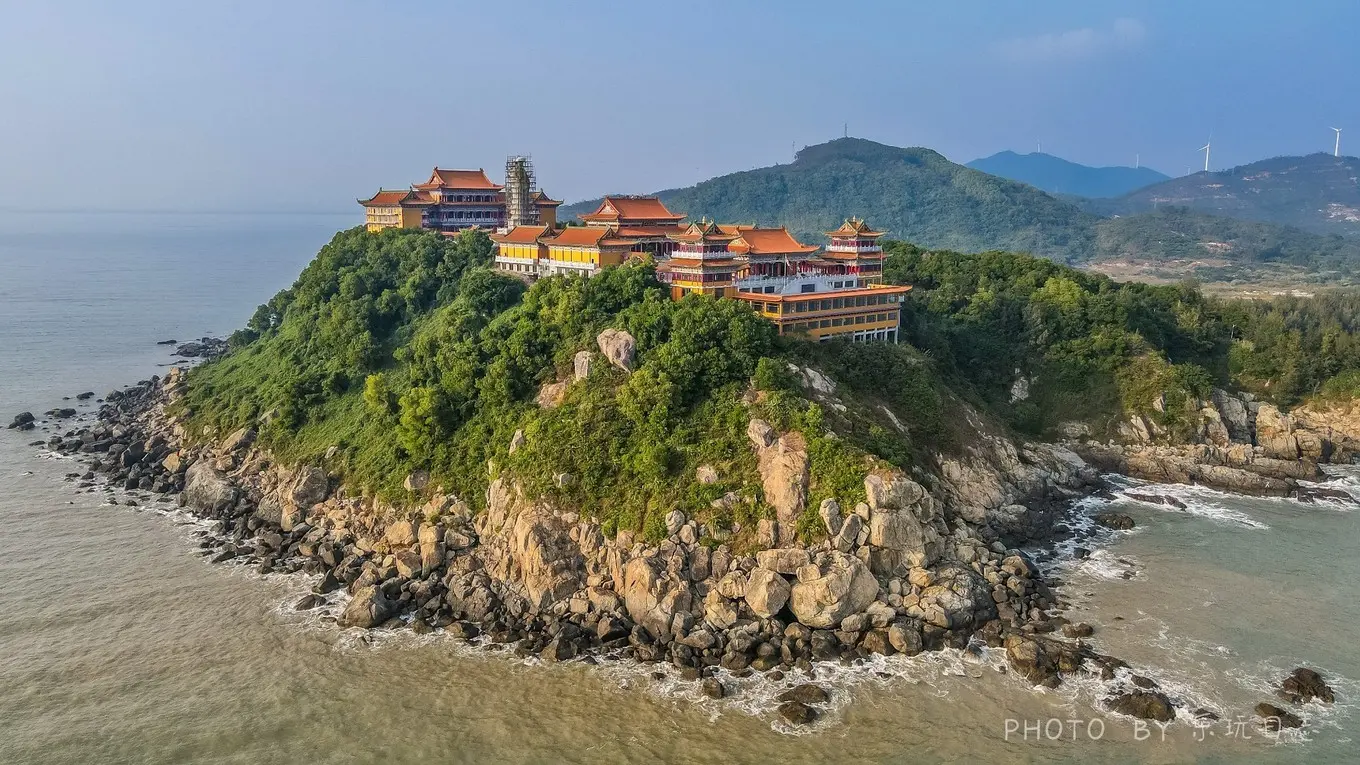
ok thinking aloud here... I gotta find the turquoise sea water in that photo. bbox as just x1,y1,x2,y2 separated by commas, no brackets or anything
0,211,1355,763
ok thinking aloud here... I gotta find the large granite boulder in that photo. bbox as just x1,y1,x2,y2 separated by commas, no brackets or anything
338,585,395,628
745,567,791,618
596,328,636,372
747,419,809,546
183,461,237,512
789,551,879,628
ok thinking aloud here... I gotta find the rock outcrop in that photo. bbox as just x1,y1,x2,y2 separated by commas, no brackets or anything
596,328,636,372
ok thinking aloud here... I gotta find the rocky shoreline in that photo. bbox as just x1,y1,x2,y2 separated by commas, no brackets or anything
7,358,1342,731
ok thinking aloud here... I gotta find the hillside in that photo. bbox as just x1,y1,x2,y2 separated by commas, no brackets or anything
561,138,1101,262
967,151,1169,198
560,139,1360,283
1081,153,1360,237
185,226,1360,524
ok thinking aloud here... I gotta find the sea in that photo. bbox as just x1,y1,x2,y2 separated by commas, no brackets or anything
1,210,1357,764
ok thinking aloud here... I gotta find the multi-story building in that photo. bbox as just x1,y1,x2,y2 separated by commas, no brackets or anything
733,275,909,342
579,196,687,258
360,165,560,234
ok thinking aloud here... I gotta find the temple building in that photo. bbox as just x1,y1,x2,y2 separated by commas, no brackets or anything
579,196,687,258
360,164,560,234
654,219,743,299
492,224,635,278
819,217,886,281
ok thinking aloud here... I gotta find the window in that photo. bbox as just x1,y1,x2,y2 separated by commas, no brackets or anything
819,319,831,328
832,318,843,327
854,315,865,324
821,300,831,311
855,296,866,307
833,298,844,309
800,283,816,294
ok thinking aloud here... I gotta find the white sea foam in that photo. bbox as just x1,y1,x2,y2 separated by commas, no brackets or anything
1112,480,1271,529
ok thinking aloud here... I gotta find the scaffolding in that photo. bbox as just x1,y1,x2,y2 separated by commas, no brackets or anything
504,155,537,228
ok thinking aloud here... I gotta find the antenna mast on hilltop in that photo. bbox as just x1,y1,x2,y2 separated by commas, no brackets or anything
1333,127,1343,157
1199,137,1212,172
1135,153,1140,169
843,123,848,139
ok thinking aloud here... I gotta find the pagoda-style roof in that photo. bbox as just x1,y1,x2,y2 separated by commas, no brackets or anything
544,226,633,248
533,190,562,207
580,196,686,224
826,217,885,239
359,189,432,207
669,218,743,244
729,227,819,256
490,225,550,245
413,168,503,191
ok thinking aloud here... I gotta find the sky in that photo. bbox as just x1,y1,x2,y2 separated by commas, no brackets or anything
1,0,1357,213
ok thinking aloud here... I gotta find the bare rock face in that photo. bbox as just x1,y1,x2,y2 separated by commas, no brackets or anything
536,381,569,409
418,522,444,572
573,350,594,381
338,585,394,629
596,328,636,372
864,473,940,575
747,419,809,546
621,556,692,642
913,564,996,631
504,508,583,610
745,567,792,618
220,427,256,454
266,465,329,531
184,461,237,512
1256,405,1302,460
755,548,811,575
1211,388,1252,443
789,551,879,628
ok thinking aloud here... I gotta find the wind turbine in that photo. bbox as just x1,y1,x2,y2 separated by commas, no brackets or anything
1199,137,1212,172
1332,127,1343,157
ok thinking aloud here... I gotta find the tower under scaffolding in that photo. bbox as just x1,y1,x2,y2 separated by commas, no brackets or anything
504,155,538,228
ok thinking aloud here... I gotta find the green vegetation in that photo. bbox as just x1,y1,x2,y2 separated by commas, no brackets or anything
882,241,1360,436
1081,153,1360,238
561,139,1360,284
182,225,1360,545
181,227,946,545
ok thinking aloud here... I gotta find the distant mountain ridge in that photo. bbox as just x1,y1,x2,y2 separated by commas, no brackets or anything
558,138,1360,284
1081,153,1360,237
966,150,1170,198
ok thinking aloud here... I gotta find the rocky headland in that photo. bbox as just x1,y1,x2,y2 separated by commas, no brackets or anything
12,332,1347,729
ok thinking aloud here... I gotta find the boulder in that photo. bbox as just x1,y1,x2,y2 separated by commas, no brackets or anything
508,429,526,455
703,589,739,629
621,557,691,642
536,380,569,409
755,548,811,575
338,585,395,629
916,565,995,630
220,427,256,454
573,350,594,381
778,701,817,726
7,412,36,430
695,464,719,485
385,520,418,547
832,514,861,553
403,470,430,493
745,568,792,618
1095,512,1136,530
418,523,444,571
748,424,809,546
1212,389,1252,444
1255,702,1303,730
502,508,583,610
1278,667,1335,704
818,498,842,536
183,461,237,512
778,683,830,705
596,328,636,372
1106,690,1176,722
789,551,879,628
887,619,924,656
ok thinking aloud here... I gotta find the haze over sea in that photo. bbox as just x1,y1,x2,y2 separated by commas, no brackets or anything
1,211,1357,763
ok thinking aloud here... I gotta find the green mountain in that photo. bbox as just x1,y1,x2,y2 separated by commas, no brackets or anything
966,150,1169,198
561,138,1102,261
1081,153,1360,237
560,138,1360,283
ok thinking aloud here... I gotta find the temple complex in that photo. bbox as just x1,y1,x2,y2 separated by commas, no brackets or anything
360,164,560,234
363,162,907,342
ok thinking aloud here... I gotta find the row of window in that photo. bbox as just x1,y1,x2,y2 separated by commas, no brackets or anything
783,313,897,332
439,194,498,203
753,294,899,314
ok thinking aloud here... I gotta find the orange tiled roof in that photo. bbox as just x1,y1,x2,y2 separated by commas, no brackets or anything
533,190,562,206
826,217,885,238
729,227,819,256
491,225,550,244
414,168,503,191
545,226,634,248
670,218,743,244
580,196,686,223
615,225,687,238
359,189,415,206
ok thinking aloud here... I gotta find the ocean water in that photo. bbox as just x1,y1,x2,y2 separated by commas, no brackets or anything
1,211,1356,764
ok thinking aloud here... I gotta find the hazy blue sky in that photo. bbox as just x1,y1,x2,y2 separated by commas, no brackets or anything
2,0,1356,212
